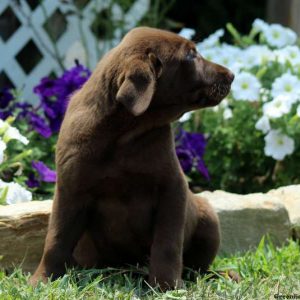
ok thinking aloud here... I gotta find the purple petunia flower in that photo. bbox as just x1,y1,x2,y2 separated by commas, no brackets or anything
15,102,33,118
175,147,194,173
32,161,56,182
196,159,210,180
0,88,13,109
15,102,52,138
175,128,210,180
0,111,11,120
60,63,91,95
33,77,65,131
176,129,206,157
0,88,14,120
33,77,64,100
33,63,91,133
26,173,40,188
1,63,91,137
27,111,52,138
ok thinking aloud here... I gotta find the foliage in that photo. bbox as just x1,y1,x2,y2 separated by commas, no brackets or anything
0,238,299,299
0,63,91,201
0,118,32,205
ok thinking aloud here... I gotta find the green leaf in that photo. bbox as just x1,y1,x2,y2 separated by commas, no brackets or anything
226,23,243,45
0,186,9,205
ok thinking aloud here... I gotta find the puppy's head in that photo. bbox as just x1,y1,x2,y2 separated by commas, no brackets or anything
115,27,234,117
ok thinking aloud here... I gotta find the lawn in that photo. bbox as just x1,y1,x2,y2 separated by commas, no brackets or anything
0,238,299,299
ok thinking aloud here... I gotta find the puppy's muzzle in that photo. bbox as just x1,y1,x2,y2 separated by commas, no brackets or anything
208,71,234,103
209,82,230,101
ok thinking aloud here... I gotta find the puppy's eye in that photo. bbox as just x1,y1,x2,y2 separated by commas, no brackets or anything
185,49,198,60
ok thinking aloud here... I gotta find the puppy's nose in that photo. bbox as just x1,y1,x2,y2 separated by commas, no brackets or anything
225,71,235,84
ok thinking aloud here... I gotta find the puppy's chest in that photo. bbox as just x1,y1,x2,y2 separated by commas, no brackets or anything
89,177,159,241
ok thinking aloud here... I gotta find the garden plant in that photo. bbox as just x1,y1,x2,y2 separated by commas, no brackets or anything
178,19,300,193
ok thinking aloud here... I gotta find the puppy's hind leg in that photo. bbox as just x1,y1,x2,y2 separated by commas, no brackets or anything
183,195,220,275
29,187,90,286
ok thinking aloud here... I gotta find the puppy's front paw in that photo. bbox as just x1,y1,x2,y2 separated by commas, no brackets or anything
148,274,183,291
28,272,48,287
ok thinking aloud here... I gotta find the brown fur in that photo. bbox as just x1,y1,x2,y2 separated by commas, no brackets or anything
30,27,234,289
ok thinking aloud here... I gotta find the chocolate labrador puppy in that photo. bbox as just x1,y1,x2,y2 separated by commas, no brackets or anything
30,27,234,289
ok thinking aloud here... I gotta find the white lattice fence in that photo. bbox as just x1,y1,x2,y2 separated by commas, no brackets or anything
0,0,149,103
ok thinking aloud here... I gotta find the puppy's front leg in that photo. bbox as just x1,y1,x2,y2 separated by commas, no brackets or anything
29,187,88,286
149,180,187,290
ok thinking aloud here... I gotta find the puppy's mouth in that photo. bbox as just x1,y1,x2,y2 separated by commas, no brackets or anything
196,83,231,107
207,82,231,103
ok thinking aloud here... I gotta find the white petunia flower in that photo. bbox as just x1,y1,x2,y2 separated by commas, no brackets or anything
223,108,233,120
212,106,219,112
261,94,269,103
220,99,229,108
3,126,29,145
0,119,9,135
255,115,271,133
179,112,193,122
231,72,261,101
0,138,6,164
264,129,295,160
228,62,243,74
197,29,224,50
242,45,274,67
260,88,271,102
220,44,241,56
271,73,300,102
178,28,196,40
260,88,270,95
285,28,298,46
263,24,297,48
199,48,220,61
0,180,32,205
252,19,269,33
199,44,242,72
275,46,300,65
263,95,293,118
216,52,236,69
208,44,240,61
212,98,229,112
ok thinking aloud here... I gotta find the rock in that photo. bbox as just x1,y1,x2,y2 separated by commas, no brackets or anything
268,185,300,239
200,190,291,255
0,186,297,271
0,200,52,273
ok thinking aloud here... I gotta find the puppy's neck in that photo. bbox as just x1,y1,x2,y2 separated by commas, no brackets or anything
116,104,186,145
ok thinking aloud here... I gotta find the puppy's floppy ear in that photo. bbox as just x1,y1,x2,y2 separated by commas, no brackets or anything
116,54,162,116
148,52,163,79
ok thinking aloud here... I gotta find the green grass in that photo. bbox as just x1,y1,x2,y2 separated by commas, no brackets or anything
0,238,299,300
